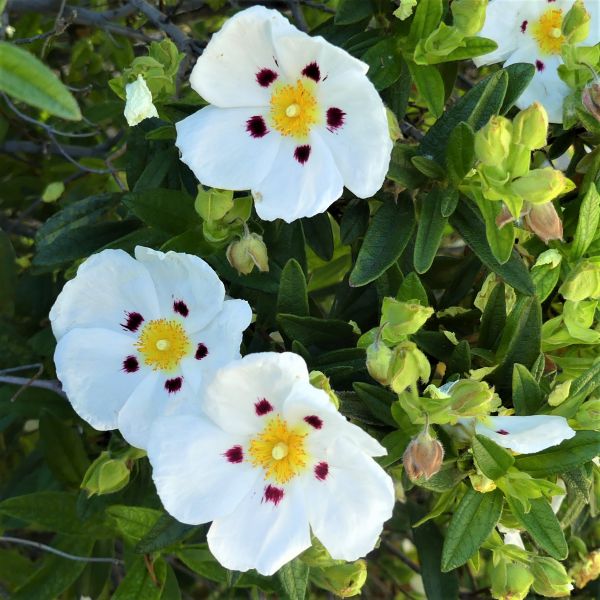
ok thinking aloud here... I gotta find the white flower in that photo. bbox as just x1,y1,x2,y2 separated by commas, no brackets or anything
498,524,526,549
475,415,576,453
147,352,395,575
175,6,392,223
50,246,251,449
474,0,600,123
124,75,159,126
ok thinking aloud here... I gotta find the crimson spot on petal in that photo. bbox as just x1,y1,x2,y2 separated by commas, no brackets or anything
326,107,345,131
520,20,528,33
122,355,139,373
255,398,274,416
256,68,278,87
294,145,311,165
195,343,208,360
246,115,269,138
315,461,329,481
301,61,321,82
165,377,183,393
496,429,510,435
535,60,545,71
304,415,323,429
173,300,189,317
121,311,144,332
224,445,244,463
263,484,284,505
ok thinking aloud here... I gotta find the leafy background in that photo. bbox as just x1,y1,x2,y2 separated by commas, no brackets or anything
0,0,599,598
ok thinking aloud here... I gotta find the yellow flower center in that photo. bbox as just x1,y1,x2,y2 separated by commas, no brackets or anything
532,8,565,54
248,415,308,483
135,319,191,371
269,79,321,139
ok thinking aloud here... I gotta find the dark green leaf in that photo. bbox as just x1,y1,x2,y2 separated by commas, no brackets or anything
362,37,404,90
0,230,16,316
446,122,475,185
302,213,334,261
133,149,176,192
340,201,369,245
277,558,309,600
277,314,357,350
472,435,514,479
571,183,600,260
414,187,450,274
112,556,165,600
500,63,536,114
277,259,309,317
335,0,373,25
512,364,543,415
353,382,397,426
107,505,163,540
478,281,506,350
136,514,197,554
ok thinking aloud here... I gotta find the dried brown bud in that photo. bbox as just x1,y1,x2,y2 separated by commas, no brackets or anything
524,202,563,244
402,431,444,480
495,204,515,229
582,82,600,121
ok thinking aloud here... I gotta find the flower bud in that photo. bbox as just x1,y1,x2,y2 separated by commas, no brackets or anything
582,81,600,122
309,370,340,409
524,202,564,243
562,0,591,43
124,75,158,126
403,429,444,481
366,341,393,385
531,557,573,597
491,562,534,600
448,379,501,419
452,0,487,35
475,116,512,167
510,168,573,204
381,297,434,343
560,260,600,301
311,560,368,597
226,233,269,275
388,341,431,394
195,187,234,222
469,472,497,493
81,452,131,496
569,549,600,589
575,397,600,428
512,102,549,151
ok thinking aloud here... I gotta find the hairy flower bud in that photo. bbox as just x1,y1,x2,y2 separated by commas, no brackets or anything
475,116,512,167
512,102,549,150
124,75,158,126
388,341,431,394
524,202,564,244
447,379,501,418
562,0,591,43
511,168,572,204
366,341,393,385
81,452,131,496
381,298,434,342
570,549,600,589
226,232,269,275
531,557,573,597
403,429,444,480
582,82,600,122
311,560,368,597
491,562,534,600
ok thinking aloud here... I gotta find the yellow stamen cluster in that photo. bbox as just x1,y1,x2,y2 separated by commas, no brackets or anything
269,79,321,139
532,8,565,54
248,415,308,483
136,319,191,371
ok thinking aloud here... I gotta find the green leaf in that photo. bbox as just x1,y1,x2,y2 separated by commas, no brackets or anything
277,558,309,600
446,122,475,185
112,556,166,600
132,149,176,192
340,201,369,245
278,259,309,317
362,37,404,90
39,411,90,488
349,196,415,287
107,505,163,541
353,382,397,427
0,41,81,120
407,61,445,118
411,155,447,179
436,37,498,63
512,364,543,416
387,145,428,189
472,435,514,479
473,193,515,265
571,183,600,260
277,314,357,350
408,0,443,47
397,271,429,306
0,230,16,316
514,430,600,476
335,0,373,25
478,281,506,350
123,189,199,235
414,187,451,274
449,199,535,296
135,514,196,554
441,488,503,571
302,213,334,261
500,63,536,114
507,497,568,560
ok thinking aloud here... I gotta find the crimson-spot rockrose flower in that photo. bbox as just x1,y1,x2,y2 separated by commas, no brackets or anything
147,352,395,575
50,246,251,449
175,6,393,223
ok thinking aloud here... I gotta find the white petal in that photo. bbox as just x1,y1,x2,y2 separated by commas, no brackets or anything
475,415,576,454
317,70,392,198
207,478,311,575
582,0,600,46
148,414,258,524
504,50,569,123
54,328,145,430
282,382,387,457
302,436,395,561
134,246,226,332
50,249,160,340
202,352,309,436
253,132,343,222
176,106,280,192
189,6,297,108
124,75,158,127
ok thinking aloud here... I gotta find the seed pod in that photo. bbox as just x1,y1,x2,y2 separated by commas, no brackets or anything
403,430,444,480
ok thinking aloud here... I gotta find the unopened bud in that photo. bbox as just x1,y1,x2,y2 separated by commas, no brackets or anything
511,168,573,204
491,562,534,600
562,0,591,43
226,232,269,275
195,187,234,222
366,341,393,385
448,379,501,418
582,82,600,121
475,116,512,167
381,298,434,342
512,102,549,150
576,397,600,428
311,560,368,597
531,557,573,597
124,75,158,126
403,429,444,481
388,341,431,394
469,473,497,493
524,202,564,243
309,370,340,409
81,452,131,496
569,549,600,589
